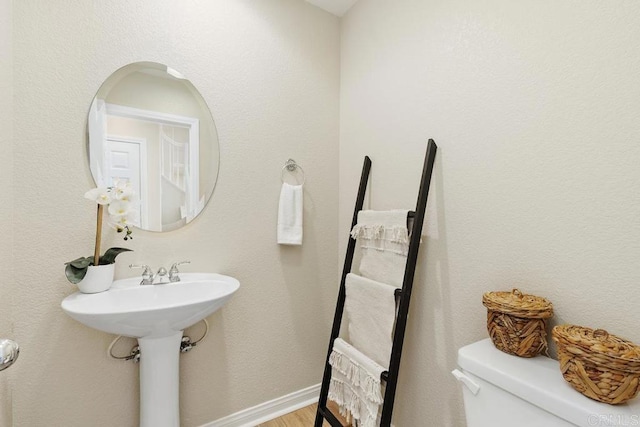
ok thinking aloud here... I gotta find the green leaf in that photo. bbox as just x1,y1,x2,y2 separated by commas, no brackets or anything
65,263,88,284
66,257,93,269
100,247,133,265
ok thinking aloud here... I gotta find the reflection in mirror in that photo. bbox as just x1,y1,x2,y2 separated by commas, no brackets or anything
87,62,219,232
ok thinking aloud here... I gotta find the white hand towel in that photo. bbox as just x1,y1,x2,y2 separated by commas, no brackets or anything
277,183,303,245
328,338,385,427
351,210,410,287
345,273,398,369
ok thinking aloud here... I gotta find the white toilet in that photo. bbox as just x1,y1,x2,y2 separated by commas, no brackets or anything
453,339,640,427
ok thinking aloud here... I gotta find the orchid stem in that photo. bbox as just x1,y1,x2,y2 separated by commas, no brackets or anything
94,204,104,265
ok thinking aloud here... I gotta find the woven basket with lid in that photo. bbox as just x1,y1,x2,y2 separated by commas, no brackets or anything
552,325,640,405
482,289,554,358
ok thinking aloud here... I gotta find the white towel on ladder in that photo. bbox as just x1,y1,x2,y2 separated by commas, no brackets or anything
277,183,303,245
350,210,410,287
328,338,385,427
345,273,398,369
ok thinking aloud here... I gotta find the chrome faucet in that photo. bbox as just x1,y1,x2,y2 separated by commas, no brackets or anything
130,262,190,285
169,261,190,282
155,267,169,284
129,264,154,285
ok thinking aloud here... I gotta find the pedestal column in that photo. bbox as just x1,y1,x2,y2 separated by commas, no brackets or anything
137,332,183,427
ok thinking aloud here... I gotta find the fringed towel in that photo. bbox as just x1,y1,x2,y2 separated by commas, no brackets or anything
277,183,303,245
345,273,398,369
328,338,385,427
351,210,410,287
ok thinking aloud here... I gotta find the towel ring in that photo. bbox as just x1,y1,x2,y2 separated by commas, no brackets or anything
281,159,306,186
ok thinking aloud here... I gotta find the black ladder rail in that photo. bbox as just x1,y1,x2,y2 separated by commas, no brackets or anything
379,139,437,425
315,140,438,427
314,156,372,427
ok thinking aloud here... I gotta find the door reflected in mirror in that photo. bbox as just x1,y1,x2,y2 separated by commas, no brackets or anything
87,62,219,232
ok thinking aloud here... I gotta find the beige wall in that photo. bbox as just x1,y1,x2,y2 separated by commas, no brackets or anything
341,0,640,425
11,1,339,426
0,0,13,424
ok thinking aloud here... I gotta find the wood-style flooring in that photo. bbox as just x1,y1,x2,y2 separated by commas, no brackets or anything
259,402,351,427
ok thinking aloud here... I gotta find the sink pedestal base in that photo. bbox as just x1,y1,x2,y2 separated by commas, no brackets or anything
138,332,183,427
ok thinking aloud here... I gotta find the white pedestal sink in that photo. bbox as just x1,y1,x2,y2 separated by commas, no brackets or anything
61,273,239,427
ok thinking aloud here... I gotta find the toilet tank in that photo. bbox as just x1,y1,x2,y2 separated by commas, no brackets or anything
453,339,640,427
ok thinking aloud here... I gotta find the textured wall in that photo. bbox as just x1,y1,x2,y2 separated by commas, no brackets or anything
340,1,640,425
0,0,13,425
11,1,339,426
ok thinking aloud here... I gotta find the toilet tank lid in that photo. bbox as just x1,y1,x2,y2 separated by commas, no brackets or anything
458,339,640,426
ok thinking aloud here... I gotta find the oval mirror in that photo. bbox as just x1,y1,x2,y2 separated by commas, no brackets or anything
87,62,220,232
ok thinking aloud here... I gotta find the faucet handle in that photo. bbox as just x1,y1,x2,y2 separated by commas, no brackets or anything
130,264,152,274
129,264,154,285
170,261,190,270
169,261,190,282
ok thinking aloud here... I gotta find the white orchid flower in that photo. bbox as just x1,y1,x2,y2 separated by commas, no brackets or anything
108,213,129,228
104,210,136,241
108,200,132,217
84,187,112,205
112,181,136,202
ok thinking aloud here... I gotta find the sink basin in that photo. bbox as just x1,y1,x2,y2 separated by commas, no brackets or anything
61,273,239,338
61,272,239,427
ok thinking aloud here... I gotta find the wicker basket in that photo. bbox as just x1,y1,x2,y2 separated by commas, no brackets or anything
552,325,640,405
482,289,553,358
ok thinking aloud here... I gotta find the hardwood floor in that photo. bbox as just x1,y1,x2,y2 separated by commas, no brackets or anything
259,404,319,427
259,402,351,427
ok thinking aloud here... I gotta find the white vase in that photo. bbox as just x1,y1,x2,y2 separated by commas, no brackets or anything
77,264,115,294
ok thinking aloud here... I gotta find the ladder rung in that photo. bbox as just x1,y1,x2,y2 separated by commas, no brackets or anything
394,288,402,305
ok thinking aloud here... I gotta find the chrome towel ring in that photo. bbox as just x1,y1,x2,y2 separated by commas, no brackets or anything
281,158,306,186
0,339,19,371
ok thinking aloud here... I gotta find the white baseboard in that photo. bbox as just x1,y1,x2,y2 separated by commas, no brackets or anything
201,383,321,427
